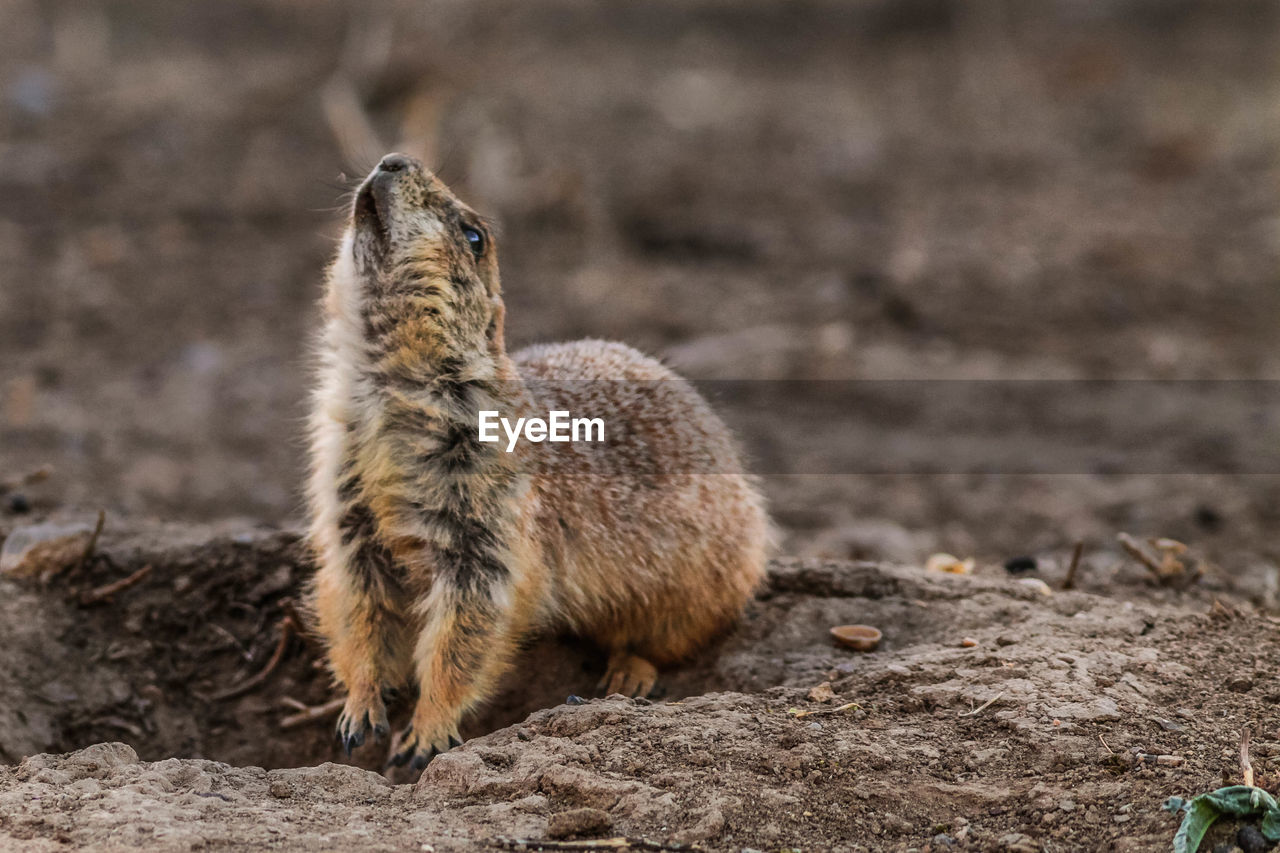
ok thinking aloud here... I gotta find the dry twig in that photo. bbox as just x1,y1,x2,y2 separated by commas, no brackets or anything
208,623,253,661
489,837,701,851
280,598,322,653
80,563,151,605
280,697,345,730
1117,532,1201,588
77,509,106,573
1241,725,1254,787
1117,532,1165,578
1062,541,1083,590
787,701,859,719
958,691,1005,718
211,615,296,701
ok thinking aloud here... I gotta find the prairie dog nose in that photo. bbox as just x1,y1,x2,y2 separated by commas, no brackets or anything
377,153,415,173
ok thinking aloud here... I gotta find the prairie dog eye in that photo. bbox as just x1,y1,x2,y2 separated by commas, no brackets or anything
462,226,484,256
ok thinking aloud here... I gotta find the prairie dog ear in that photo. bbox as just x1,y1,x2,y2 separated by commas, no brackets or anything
486,294,507,357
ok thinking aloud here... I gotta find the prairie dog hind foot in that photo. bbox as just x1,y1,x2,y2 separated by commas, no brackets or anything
598,651,659,698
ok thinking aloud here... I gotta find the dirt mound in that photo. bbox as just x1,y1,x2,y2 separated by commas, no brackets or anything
2,521,1278,850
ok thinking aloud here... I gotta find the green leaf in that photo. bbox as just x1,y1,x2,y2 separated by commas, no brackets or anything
1260,808,1280,842
1172,797,1222,853
1168,786,1280,853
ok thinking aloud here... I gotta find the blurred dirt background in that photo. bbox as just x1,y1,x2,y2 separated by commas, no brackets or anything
3,0,1280,850
3,0,1280,563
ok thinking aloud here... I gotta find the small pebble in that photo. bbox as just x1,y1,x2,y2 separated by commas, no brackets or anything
1004,556,1037,574
268,780,293,799
1017,577,1053,596
0,520,95,579
831,624,882,652
960,637,978,648
807,682,836,703
565,695,586,706
926,553,974,574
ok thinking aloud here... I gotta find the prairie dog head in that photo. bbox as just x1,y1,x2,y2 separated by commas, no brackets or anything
329,153,504,368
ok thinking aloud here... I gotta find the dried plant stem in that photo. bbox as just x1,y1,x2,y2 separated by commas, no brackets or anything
1241,726,1254,787
80,563,150,605
279,697,345,730
212,616,296,701
958,691,1005,718
1062,541,1083,590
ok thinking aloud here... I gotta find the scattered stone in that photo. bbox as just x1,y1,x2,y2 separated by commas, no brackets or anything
546,807,613,839
960,637,978,648
1017,578,1053,596
1004,556,1037,574
0,520,95,579
1228,677,1253,693
926,553,974,575
807,682,836,703
831,624,882,652
996,634,1018,646
998,832,1039,852
565,695,587,705
268,780,293,799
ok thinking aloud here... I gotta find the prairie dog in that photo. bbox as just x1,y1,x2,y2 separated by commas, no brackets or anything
308,153,769,770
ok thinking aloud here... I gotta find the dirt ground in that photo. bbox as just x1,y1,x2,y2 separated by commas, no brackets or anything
2,524,1280,851
3,0,1280,850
